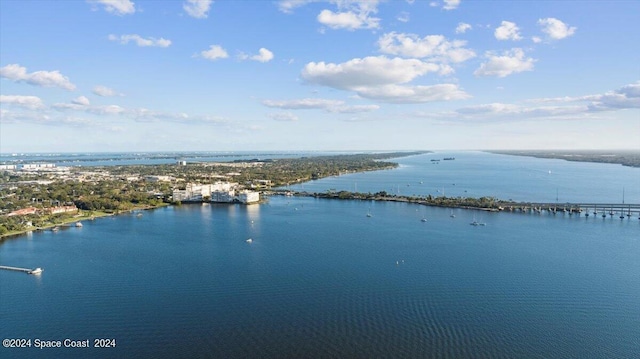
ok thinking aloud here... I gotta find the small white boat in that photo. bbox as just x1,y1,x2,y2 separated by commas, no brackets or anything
75,222,83,227
421,218,427,222
246,238,253,243
29,268,43,275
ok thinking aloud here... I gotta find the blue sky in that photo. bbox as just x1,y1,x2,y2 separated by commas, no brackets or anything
1,0,639,152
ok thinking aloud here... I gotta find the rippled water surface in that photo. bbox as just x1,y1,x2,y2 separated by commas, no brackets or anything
1,152,639,358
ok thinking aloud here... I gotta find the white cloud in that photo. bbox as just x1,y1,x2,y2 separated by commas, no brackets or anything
494,21,522,41
277,0,319,13
421,82,640,123
532,36,542,43
251,48,274,63
397,11,410,23
0,64,76,91
378,32,476,63
354,84,470,103
72,96,91,106
317,9,379,30
87,0,135,15
183,0,213,19
262,98,379,113
200,45,229,61
263,98,344,109
53,96,92,111
268,112,299,121
92,85,122,97
301,56,468,103
455,22,471,34
474,48,535,77
443,0,460,10
538,18,576,40
587,82,640,111
302,56,442,89
0,95,45,109
108,34,172,47
278,0,381,30
88,104,127,116
457,102,520,115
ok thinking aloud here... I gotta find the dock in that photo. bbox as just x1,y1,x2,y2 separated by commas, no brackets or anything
0,265,43,275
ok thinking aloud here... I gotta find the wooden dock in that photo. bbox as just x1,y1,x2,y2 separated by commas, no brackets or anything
0,265,43,275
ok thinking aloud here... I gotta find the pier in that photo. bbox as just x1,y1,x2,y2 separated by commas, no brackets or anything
0,265,43,275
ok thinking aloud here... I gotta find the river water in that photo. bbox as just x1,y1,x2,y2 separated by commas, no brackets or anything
1,152,639,358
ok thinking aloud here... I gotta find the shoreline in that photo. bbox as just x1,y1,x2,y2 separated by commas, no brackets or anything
486,150,640,168
0,204,167,242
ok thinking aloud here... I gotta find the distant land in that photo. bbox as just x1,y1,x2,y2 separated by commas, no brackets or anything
487,150,640,168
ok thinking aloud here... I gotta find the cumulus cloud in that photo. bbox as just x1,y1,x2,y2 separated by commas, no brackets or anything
248,48,274,63
108,34,172,47
420,82,640,123
52,96,92,111
87,0,135,15
72,96,91,106
183,0,213,19
0,64,76,91
494,21,522,41
354,84,470,104
455,22,471,34
317,8,379,30
302,56,442,89
277,0,319,13
268,112,299,121
0,95,45,109
538,18,576,40
200,45,229,61
377,32,476,63
474,48,535,77
92,85,122,97
586,82,640,111
277,0,381,30
262,98,379,113
443,0,460,10
316,0,381,30
301,56,469,103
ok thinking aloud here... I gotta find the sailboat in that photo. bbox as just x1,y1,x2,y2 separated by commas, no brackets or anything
366,208,372,217
470,214,485,226
450,210,456,218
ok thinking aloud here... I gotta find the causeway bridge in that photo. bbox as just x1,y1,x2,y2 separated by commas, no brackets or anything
500,202,640,218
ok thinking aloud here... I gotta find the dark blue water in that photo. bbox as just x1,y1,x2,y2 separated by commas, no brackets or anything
1,153,639,358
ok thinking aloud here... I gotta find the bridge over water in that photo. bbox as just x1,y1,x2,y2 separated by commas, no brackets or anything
500,202,640,218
